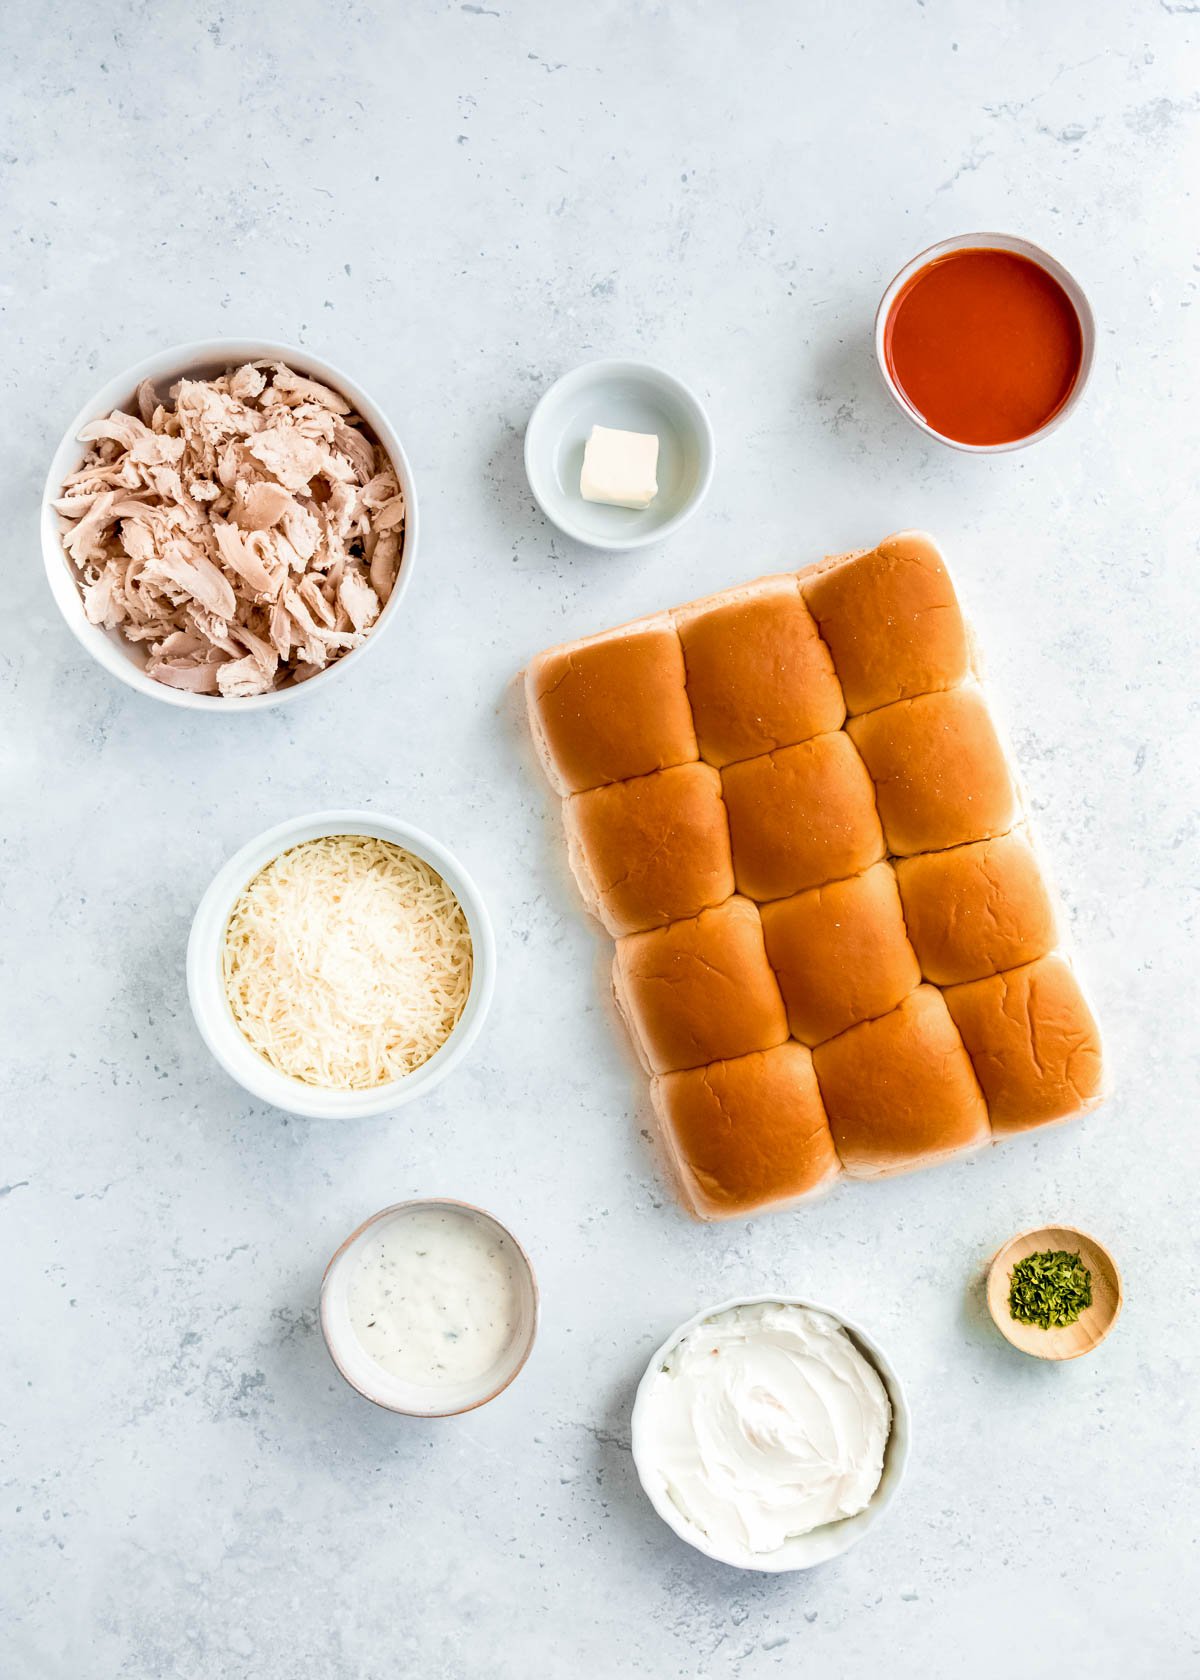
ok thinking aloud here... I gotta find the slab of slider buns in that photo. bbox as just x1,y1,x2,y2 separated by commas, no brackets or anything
524,532,1106,1220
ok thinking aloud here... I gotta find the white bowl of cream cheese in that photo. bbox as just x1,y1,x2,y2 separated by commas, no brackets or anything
630,1296,910,1571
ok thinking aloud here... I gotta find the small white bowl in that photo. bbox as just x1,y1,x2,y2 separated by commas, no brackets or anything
874,232,1096,453
321,1199,539,1417
186,810,495,1119
524,359,714,551
630,1295,911,1572
41,338,419,710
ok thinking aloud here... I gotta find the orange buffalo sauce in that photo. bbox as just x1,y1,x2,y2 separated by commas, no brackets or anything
883,248,1083,447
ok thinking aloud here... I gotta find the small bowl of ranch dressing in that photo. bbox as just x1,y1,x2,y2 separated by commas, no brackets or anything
320,1200,539,1417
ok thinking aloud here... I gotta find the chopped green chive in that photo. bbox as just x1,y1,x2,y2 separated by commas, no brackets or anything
1008,1249,1093,1330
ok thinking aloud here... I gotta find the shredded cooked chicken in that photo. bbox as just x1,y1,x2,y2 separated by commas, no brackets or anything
56,361,405,697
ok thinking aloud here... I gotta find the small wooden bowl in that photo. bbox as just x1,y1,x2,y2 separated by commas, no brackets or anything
986,1225,1122,1361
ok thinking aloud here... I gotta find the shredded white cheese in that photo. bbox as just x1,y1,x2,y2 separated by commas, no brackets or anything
222,834,473,1090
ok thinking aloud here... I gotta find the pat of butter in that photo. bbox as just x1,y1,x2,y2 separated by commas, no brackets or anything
580,425,659,510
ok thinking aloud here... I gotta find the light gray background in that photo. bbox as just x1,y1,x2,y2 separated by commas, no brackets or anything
3,2,1198,1676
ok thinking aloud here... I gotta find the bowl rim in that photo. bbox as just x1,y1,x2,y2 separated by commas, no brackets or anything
986,1223,1123,1360
873,232,1096,454
185,809,496,1119
40,336,419,710
523,357,715,552
629,1293,911,1572
319,1197,540,1417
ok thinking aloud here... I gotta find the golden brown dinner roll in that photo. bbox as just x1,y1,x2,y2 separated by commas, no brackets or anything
943,955,1105,1133
801,531,971,714
894,829,1058,986
676,577,846,767
812,984,990,1177
760,862,921,1046
563,763,735,936
721,732,885,901
846,687,1018,857
652,1043,842,1220
612,897,789,1075
524,619,698,794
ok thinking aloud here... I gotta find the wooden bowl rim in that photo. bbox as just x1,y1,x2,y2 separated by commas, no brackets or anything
986,1223,1123,1361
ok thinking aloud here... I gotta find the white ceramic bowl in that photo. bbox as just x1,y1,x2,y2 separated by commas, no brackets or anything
40,338,419,710
320,1198,539,1417
186,810,495,1119
524,359,714,551
874,232,1096,453
630,1295,911,1572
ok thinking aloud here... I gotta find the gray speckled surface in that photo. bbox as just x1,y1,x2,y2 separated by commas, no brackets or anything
3,2,1199,1675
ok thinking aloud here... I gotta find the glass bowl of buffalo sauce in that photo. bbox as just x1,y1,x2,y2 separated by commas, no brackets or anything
875,234,1094,452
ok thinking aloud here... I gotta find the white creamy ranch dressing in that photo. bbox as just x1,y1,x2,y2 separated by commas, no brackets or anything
348,1208,522,1387
640,1303,891,1555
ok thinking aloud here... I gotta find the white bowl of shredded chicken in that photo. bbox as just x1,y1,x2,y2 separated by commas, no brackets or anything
41,340,417,708
187,812,495,1118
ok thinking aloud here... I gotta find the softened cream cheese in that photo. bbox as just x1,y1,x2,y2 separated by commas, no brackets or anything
348,1207,522,1388
640,1302,891,1555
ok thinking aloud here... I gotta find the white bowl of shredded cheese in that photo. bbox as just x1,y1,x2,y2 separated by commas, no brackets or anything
187,811,495,1117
